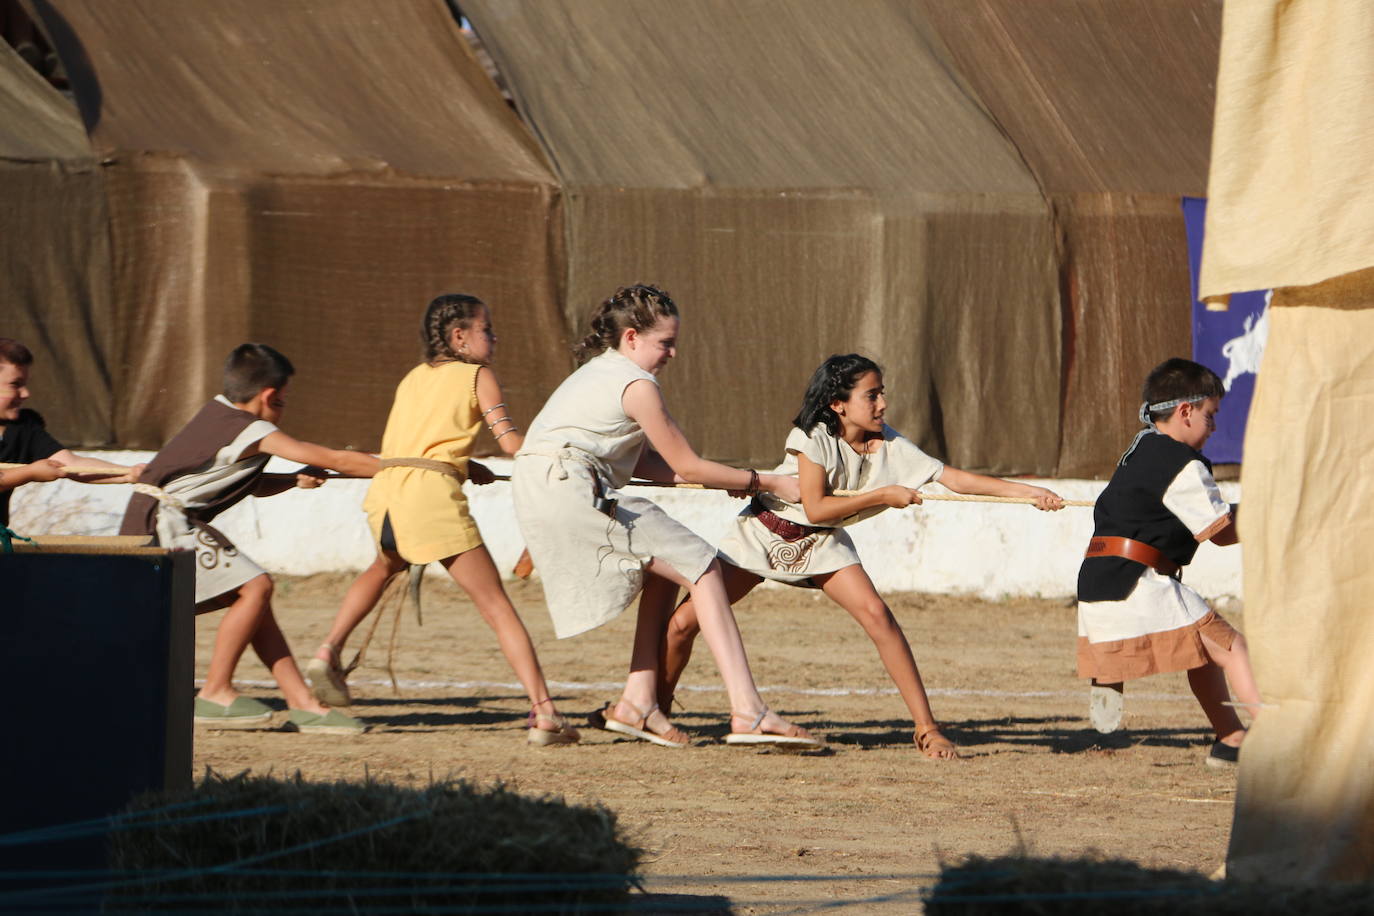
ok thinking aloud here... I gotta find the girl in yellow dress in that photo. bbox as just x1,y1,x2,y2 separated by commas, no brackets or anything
307,294,577,745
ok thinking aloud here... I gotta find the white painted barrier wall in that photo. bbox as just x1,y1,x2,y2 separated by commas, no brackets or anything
10,452,1243,601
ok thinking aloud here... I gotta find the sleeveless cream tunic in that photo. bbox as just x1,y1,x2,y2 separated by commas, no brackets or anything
363,361,482,564
717,424,944,584
513,349,716,638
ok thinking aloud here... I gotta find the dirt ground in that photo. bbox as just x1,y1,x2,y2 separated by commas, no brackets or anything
194,574,1245,913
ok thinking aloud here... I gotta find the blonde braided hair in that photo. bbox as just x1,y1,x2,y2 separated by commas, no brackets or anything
574,284,678,364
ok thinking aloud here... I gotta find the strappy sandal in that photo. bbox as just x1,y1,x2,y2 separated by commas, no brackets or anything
526,704,580,747
599,699,690,748
725,707,823,747
915,724,960,759
305,643,352,707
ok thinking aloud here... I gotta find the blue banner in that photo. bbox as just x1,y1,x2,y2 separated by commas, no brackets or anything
1182,197,1269,464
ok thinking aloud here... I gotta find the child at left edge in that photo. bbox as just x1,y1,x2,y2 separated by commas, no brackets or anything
119,343,381,735
0,337,144,524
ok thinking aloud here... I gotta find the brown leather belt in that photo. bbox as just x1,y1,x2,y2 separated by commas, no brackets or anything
751,499,825,543
1084,536,1180,578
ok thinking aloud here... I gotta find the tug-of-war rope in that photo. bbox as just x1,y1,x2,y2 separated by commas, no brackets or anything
2,462,1097,506
3,460,1093,683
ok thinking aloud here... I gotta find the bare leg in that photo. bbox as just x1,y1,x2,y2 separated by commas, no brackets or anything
617,558,811,740
657,564,761,708
817,565,956,758
1191,630,1260,746
198,574,274,706
199,573,328,713
444,545,566,729
315,550,407,663
250,608,329,714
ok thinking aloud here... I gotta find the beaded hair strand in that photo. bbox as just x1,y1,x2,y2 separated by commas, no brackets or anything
422,294,486,365
573,284,679,364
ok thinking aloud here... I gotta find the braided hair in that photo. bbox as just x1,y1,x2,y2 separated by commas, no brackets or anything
422,293,486,365
574,284,679,364
793,354,882,436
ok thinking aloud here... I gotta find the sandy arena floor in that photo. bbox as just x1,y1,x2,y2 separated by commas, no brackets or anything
193,573,1244,913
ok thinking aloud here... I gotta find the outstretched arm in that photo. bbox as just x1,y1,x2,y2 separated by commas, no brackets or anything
623,379,799,502
48,449,145,484
937,466,1063,511
250,432,381,479
0,458,65,490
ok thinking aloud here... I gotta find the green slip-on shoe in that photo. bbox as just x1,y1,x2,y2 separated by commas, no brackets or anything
194,696,274,729
286,708,367,736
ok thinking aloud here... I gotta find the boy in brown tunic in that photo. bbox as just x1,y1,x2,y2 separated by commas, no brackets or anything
121,344,380,734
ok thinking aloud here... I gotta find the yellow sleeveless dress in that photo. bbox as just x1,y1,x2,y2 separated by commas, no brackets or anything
363,361,483,564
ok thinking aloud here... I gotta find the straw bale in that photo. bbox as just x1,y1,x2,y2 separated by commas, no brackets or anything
105,770,641,912
926,854,1374,914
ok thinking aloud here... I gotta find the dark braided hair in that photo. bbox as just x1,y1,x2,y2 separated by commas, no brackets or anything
574,284,679,364
422,293,486,365
793,354,882,436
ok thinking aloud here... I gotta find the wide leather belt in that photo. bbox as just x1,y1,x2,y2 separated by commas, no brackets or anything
1084,536,1180,578
750,498,826,543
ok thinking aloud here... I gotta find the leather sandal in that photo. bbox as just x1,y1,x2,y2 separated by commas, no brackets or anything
600,699,690,748
527,708,580,747
725,707,823,747
915,724,960,759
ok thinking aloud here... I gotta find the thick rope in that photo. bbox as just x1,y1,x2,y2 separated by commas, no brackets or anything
2,456,460,478
345,574,404,680
0,461,132,476
4,461,1095,505
475,473,1097,507
343,564,428,696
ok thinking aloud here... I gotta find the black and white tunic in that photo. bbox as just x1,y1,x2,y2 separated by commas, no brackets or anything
1076,431,1233,681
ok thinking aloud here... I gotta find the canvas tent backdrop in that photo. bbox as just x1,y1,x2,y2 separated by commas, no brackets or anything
29,0,566,450
9,0,1225,475
1198,1,1374,883
917,0,1223,477
0,34,113,445
463,0,1063,474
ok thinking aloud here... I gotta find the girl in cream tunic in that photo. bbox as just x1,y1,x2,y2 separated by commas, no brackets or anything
657,354,1065,758
308,295,576,746
514,284,818,748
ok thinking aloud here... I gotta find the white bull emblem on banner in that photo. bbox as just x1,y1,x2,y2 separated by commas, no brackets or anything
1220,289,1271,391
